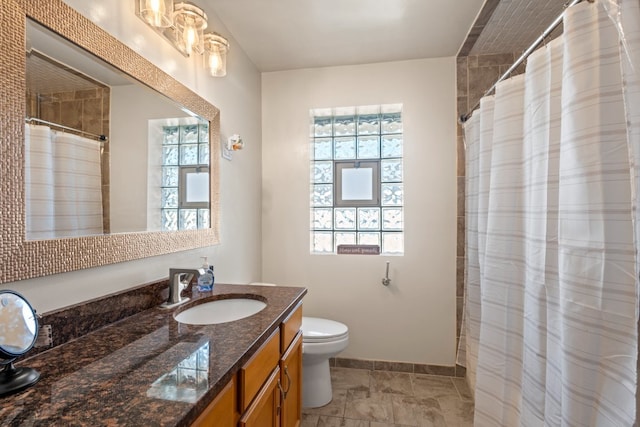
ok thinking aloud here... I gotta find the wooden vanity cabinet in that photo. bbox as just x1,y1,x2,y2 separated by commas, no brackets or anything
191,376,238,427
191,303,303,427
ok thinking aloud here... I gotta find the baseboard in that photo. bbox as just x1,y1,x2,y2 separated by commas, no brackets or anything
330,357,466,378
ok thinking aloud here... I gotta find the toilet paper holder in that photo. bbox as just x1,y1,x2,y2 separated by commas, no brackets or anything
382,261,391,286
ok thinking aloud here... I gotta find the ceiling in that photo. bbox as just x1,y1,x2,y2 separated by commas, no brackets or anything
27,52,106,96
203,0,571,72
27,19,132,90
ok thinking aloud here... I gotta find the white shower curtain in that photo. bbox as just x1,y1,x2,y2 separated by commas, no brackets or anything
25,124,56,239
462,0,639,425
25,124,104,239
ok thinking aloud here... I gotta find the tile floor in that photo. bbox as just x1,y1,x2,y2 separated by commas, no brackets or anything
301,367,474,427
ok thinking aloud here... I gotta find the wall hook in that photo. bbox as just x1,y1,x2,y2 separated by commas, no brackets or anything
382,261,391,286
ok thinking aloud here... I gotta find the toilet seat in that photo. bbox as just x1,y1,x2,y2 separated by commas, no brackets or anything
302,317,349,343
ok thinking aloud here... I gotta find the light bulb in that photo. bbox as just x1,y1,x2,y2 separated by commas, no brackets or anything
149,0,164,26
208,49,221,72
182,17,199,55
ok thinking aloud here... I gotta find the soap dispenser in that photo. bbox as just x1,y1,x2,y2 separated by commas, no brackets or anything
196,257,215,292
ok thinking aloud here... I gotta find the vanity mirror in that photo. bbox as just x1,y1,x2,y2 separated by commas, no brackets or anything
0,290,39,397
0,0,220,284
26,19,212,237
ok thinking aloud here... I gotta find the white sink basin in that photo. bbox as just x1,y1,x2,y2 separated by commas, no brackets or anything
174,298,267,325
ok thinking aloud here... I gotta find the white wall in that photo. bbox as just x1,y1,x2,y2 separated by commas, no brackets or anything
0,0,263,313
110,84,188,233
261,59,458,365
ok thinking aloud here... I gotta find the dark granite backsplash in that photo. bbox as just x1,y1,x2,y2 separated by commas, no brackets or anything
33,279,173,356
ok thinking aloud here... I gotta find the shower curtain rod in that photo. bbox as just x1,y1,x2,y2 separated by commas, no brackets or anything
459,0,592,123
25,117,108,142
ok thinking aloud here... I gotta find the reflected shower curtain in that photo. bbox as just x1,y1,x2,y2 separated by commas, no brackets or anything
462,0,639,425
25,124,103,239
25,124,56,239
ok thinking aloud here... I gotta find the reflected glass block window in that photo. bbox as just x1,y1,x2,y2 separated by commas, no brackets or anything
147,342,210,403
161,122,210,231
310,105,404,255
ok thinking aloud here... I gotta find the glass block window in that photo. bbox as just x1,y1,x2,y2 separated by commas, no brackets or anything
161,122,210,231
310,105,404,255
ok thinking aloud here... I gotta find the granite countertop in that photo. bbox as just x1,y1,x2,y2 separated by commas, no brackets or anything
0,284,306,426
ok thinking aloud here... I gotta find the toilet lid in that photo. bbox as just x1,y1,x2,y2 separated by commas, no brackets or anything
302,317,349,343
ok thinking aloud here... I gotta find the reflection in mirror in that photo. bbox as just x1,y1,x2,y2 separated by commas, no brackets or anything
24,19,211,240
146,119,210,232
147,340,210,403
0,291,40,397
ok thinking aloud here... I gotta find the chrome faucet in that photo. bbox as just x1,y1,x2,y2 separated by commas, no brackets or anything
162,268,205,307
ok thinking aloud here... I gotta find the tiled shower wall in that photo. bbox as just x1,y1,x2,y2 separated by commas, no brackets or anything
455,53,524,362
27,88,110,138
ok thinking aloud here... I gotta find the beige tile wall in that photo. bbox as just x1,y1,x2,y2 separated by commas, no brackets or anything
28,88,110,137
455,53,524,366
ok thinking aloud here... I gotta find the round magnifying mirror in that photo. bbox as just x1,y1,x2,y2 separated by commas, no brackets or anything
0,290,40,397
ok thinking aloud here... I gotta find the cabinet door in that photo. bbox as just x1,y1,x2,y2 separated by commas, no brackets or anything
191,376,237,427
280,332,302,427
239,367,281,427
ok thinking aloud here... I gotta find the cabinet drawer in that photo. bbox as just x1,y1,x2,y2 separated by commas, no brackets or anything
280,303,302,353
240,328,281,411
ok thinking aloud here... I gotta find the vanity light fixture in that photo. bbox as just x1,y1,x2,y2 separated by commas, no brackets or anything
204,33,229,77
138,0,173,28
173,2,207,56
136,0,230,76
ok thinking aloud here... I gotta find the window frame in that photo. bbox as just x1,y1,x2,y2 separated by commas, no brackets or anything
178,166,210,209
334,160,380,207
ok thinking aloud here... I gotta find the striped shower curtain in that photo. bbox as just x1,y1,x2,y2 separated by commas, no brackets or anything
25,124,104,239
461,0,640,425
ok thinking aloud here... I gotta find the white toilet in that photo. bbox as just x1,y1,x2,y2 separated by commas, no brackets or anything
301,316,349,408
248,283,349,408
